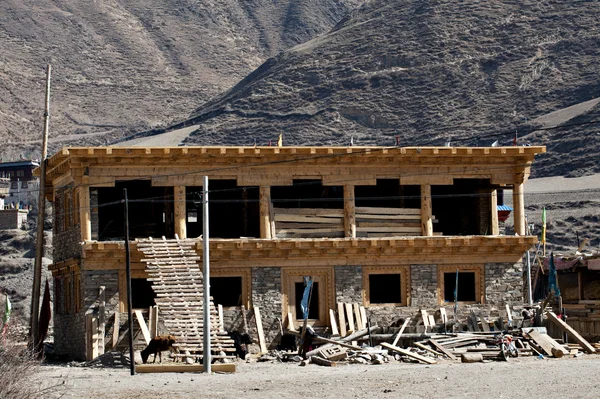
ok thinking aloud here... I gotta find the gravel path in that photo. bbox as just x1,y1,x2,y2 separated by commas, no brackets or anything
38,356,600,399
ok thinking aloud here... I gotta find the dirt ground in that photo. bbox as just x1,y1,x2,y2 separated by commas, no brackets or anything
37,355,600,399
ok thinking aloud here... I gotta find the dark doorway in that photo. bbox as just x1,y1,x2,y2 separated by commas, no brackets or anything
355,180,420,209
294,281,320,319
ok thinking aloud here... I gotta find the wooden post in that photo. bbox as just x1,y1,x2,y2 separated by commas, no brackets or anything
259,186,272,239
149,305,158,338
79,187,92,241
218,304,224,332
123,189,135,375
329,309,339,335
98,286,105,356
337,303,347,337
343,185,356,238
174,186,187,239
490,189,499,235
112,311,120,349
344,303,355,331
30,64,51,350
513,182,525,235
420,184,433,236
254,306,268,353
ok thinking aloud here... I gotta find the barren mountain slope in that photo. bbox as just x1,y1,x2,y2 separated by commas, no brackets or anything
0,0,361,157
177,0,600,178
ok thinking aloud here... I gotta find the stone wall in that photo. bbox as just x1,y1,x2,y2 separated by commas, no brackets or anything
335,265,362,303
53,185,82,262
0,209,28,229
410,264,438,307
485,262,524,305
53,270,119,360
250,267,282,349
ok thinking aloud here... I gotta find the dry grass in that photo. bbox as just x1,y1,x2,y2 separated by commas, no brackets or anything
0,341,65,399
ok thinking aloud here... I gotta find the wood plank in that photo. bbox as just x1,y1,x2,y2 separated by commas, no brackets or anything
546,312,596,354
526,330,566,357
477,311,490,332
440,308,448,324
356,227,422,233
421,310,430,330
414,342,442,357
392,317,411,347
287,311,295,331
355,207,421,215
254,306,268,353
353,303,363,330
329,309,339,336
428,315,436,327
505,304,513,327
337,303,347,337
218,304,224,332
112,311,120,349
136,363,236,373
98,286,105,356
360,306,368,330
381,342,437,364
345,303,355,331
134,309,152,345
273,208,344,217
428,339,458,360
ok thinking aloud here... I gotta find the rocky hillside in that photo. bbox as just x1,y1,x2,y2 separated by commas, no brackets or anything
173,0,600,178
0,0,361,158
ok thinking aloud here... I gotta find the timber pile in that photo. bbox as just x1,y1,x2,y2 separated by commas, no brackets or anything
273,208,344,238
355,207,431,237
273,206,437,238
137,237,236,359
562,301,600,337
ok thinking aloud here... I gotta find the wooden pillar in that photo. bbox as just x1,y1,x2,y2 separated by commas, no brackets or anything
420,184,433,236
79,187,92,241
344,185,356,238
513,182,525,235
490,189,499,235
98,286,105,356
174,185,187,239
259,186,272,239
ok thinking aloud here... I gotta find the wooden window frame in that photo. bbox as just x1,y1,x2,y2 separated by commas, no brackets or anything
210,268,252,310
362,265,410,307
437,264,484,305
282,267,335,327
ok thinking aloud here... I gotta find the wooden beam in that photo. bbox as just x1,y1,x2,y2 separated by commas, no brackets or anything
381,342,437,364
513,182,525,235
98,286,105,356
329,309,339,336
420,184,433,236
345,303,355,331
112,311,120,349
254,306,268,353
490,189,499,235
134,309,151,345
337,303,347,336
344,185,356,238
287,311,295,331
149,305,158,338
546,312,596,354
392,317,410,347
79,187,91,241
136,363,236,373
174,186,187,239
259,186,272,239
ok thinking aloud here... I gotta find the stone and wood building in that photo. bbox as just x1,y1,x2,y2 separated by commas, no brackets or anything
43,145,545,360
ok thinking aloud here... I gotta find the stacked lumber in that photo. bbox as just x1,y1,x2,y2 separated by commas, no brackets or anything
273,208,344,238
137,237,236,358
562,301,600,337
355,207,425,237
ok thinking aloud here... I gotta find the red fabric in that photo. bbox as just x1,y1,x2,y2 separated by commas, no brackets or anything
37,278,52,348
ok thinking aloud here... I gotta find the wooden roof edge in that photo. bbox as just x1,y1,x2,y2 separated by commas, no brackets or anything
53,145,547,158
81,235,537,251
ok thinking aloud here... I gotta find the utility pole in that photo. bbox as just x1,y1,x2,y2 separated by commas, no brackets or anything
30,64,51,351
202,176,211,373
124,189,135,375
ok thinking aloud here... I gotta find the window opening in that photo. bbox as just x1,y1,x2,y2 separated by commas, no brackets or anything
369,273,402,304
210,276,243,307
132,278,157,309
443,272,476,302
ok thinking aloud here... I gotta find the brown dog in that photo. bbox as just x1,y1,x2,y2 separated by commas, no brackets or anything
141,335,177,363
